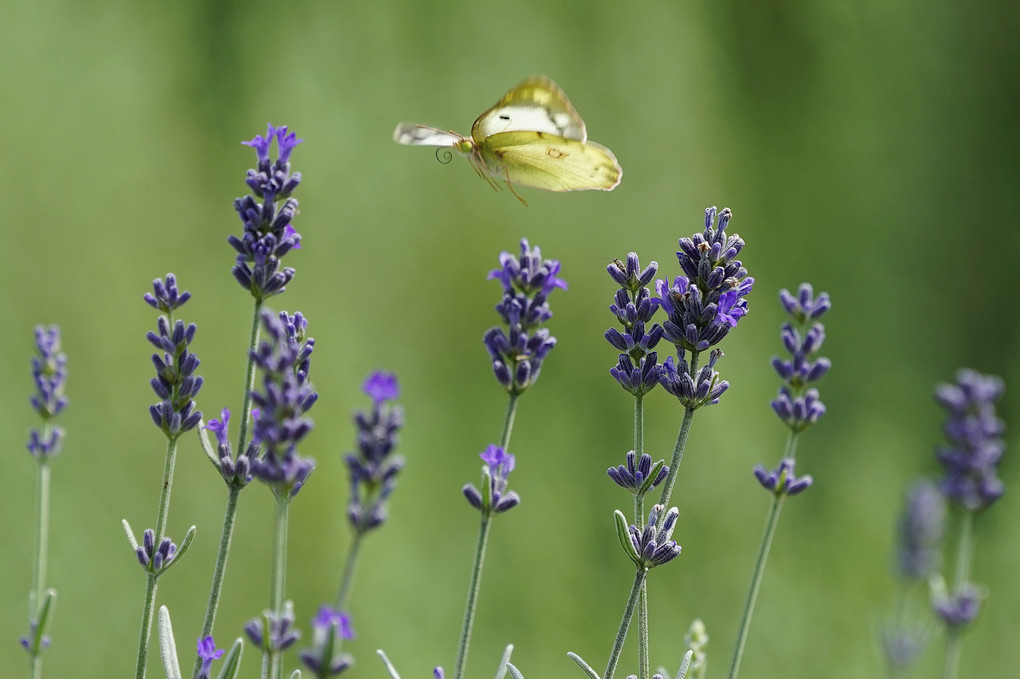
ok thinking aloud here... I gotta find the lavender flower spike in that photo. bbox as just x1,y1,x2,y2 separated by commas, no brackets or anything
196,636,225,679
934,369,1006,512
654,207,754,353
244,601,301,651
230,124,304,300
299,605,354,678
145,276,203,440
605,253,664,396
615,504,682,569
27,325,68,460
484,239,565,394
345,371,405,534
608,451,669,496
896,481,946,580
770,282,831,432
659,348,729,409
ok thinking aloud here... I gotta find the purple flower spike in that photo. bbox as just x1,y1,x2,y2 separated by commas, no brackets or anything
464,445,520,515
934,369,1006,512
27,325,68,461
659,349,729,409
434,668,445,679
231,124,304,301
752,458,813,497
770,282,831,432
244,601,301,652
249,309,318,497
933,582,982,629
620,504,682,569
484,239,564,395
654,207,754,353
196,636,224,679
144,274,192,313
145,282,203,440
345,371,405,534
605,253,664,395
896,481,946,580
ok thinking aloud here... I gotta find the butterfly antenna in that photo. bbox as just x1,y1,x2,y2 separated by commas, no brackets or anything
434,148,454,165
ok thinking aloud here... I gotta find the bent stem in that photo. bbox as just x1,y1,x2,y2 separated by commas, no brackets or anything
941,512,975,679
604,568,647,679
726,431,798,679
135,436,180,679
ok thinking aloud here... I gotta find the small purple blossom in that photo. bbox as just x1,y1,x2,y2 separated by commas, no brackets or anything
250,310,317,497
143,273,192,313
617,504,682,569
145,277,203,440
605,253,663,396
18,618,51,654
463,445,520,515
231,124,304,301
345,371,405,534
659,349,729,409
244,601,301,652
484,239,564,395
135,528,180,573
608,451,669,496
933,582,982,629
29,324,68,422
204,408,258,486
299,605,354,678
934,369,1006,512
196,636,224,679
654,207,754,353
753,458,813,497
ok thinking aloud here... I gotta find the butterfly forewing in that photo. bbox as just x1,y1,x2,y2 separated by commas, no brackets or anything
393,124,464,147
472,76,587,143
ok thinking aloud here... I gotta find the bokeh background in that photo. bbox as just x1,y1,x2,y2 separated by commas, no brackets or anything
2,0,1017,677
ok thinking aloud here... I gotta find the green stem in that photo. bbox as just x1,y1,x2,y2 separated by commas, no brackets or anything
942,512,975,679
655,407,696,512
29,458,51,679
237,299,264,455
266,493,291,679
191,485,242,679
453,515,492,679
335,532,364,611
603,568,648,679
500,393,520,450
135,436,179,679
633,394,648,679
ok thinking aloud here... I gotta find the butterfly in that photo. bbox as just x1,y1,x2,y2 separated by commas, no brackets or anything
393,76,622,205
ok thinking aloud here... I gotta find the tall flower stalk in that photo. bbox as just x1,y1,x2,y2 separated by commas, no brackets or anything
930,370,1005,679
727,283,829,679
21,326,68,679
192,124,305,679
129,274,203,679
447,239,563,679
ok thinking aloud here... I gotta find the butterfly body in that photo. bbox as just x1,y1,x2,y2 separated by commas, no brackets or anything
394,76,621,204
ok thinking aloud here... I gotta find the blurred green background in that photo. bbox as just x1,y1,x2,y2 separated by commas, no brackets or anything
2,0,1017,676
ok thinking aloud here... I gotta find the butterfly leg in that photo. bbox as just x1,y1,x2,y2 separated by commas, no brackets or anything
503,167,528,206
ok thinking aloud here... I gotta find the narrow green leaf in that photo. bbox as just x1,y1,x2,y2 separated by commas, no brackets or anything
614,510,639,562
215,638,244,679
30,589,57,654
157,606,182,679
494,643,515,679
288,671,301,679
197,423,219,466
122,519,139,550
506,662,524,679
566,652,600,679
377,649,403,679
676,650,693,679
159,525,197,576
639,460,666,495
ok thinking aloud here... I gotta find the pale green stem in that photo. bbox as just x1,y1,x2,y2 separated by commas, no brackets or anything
452,515,492,679
191,485,241,678
500,392,520,450
942,512,975,679
335,532,364,611
29,458,51,679
726,431,798,679
266,493,291,679
135,436,179,679
633,394,649,679
190,299,261,679
603,569,648,679
655,407,696,512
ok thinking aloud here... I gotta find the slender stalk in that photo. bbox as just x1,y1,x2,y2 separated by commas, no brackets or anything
655,407,696,512
941,512,975,679
135,436,179,679
29,458,52,679
191,299,261,678
452,515,492,679
633,394,649,679
500,392,520,450
603,569,648,679
726,431,799,679
335,532,364,611
266,493,291,679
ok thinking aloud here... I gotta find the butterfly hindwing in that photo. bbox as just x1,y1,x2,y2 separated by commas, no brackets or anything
479,131,622,192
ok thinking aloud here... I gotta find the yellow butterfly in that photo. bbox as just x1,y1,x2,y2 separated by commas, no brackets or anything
393,76,622,205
